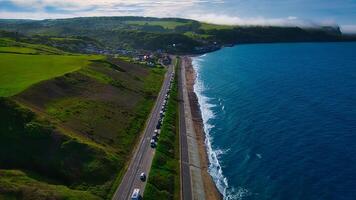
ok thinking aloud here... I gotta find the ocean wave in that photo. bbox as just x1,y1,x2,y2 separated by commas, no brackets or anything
192,56,247,200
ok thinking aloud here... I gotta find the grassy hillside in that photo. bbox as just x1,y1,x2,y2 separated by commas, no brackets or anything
0,31,103,54
0,170,101,200
1,17,354,54
0,38,165,199
0,37,67,55
0,53,102,97
0,97,118,199
0,46,37,54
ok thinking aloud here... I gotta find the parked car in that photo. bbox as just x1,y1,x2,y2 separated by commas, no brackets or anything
131,188,141,200
152,133,158,141
150,139,157,148
140,172,146,182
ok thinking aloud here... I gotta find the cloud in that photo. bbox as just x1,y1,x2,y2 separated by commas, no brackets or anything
0,0,352,33
340,25,356,34
187,13,338,28
287,16,297,20
6,0,223,14
0,0,220,19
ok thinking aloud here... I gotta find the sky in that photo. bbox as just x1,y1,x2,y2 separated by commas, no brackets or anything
0,0,356,33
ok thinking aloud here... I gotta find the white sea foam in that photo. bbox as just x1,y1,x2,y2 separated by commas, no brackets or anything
192,56,248,200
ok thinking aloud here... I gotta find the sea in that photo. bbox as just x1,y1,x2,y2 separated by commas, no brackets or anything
192,42,356,200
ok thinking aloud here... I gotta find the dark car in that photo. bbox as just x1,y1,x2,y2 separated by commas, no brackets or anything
150,139,157,148
152,133,158,141
140,173,146,182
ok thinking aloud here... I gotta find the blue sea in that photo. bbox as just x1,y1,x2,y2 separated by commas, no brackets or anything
192,42,356,200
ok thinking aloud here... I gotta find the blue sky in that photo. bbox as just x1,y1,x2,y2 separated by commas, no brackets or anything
0,0,355,33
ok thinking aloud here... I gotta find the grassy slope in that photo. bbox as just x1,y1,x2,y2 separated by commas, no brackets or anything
0,39,165,199
0,37,101,97
0,170,101,200
0,97,116,199
144,59,180,200
0,53,102,97
0,46,37,54
0,38,67,55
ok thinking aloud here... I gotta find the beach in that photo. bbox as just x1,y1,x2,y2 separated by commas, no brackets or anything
183,56,222,200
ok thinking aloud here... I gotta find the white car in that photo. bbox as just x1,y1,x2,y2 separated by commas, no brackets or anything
131,188,141,200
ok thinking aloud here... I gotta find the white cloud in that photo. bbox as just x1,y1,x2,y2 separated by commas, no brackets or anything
340,25,356,34
287,16,297,20
187,13,337,28
0,11,77,19
0,0,222,19
1,0,351,32
8,0,223,13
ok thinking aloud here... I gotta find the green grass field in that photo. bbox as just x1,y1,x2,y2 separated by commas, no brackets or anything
0,38,67,55
0,46,37,54
0,53,102,97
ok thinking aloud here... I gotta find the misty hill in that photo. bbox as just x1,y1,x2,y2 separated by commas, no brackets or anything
1,16,355,53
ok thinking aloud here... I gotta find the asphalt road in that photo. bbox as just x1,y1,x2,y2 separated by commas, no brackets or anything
112,62,174,200
178,57,193,200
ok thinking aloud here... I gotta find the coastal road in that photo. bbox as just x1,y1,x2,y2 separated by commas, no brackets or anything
178,57,193,200
112,61,174,200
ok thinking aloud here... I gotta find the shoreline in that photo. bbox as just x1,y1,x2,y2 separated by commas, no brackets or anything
183,56,223,200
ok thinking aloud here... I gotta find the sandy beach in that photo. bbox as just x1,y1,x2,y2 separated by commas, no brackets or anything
183,56,222,200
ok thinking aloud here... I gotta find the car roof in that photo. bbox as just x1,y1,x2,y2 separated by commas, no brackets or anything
132,189,140,197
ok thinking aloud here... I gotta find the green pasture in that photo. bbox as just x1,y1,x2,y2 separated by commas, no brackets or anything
0,53,102,97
